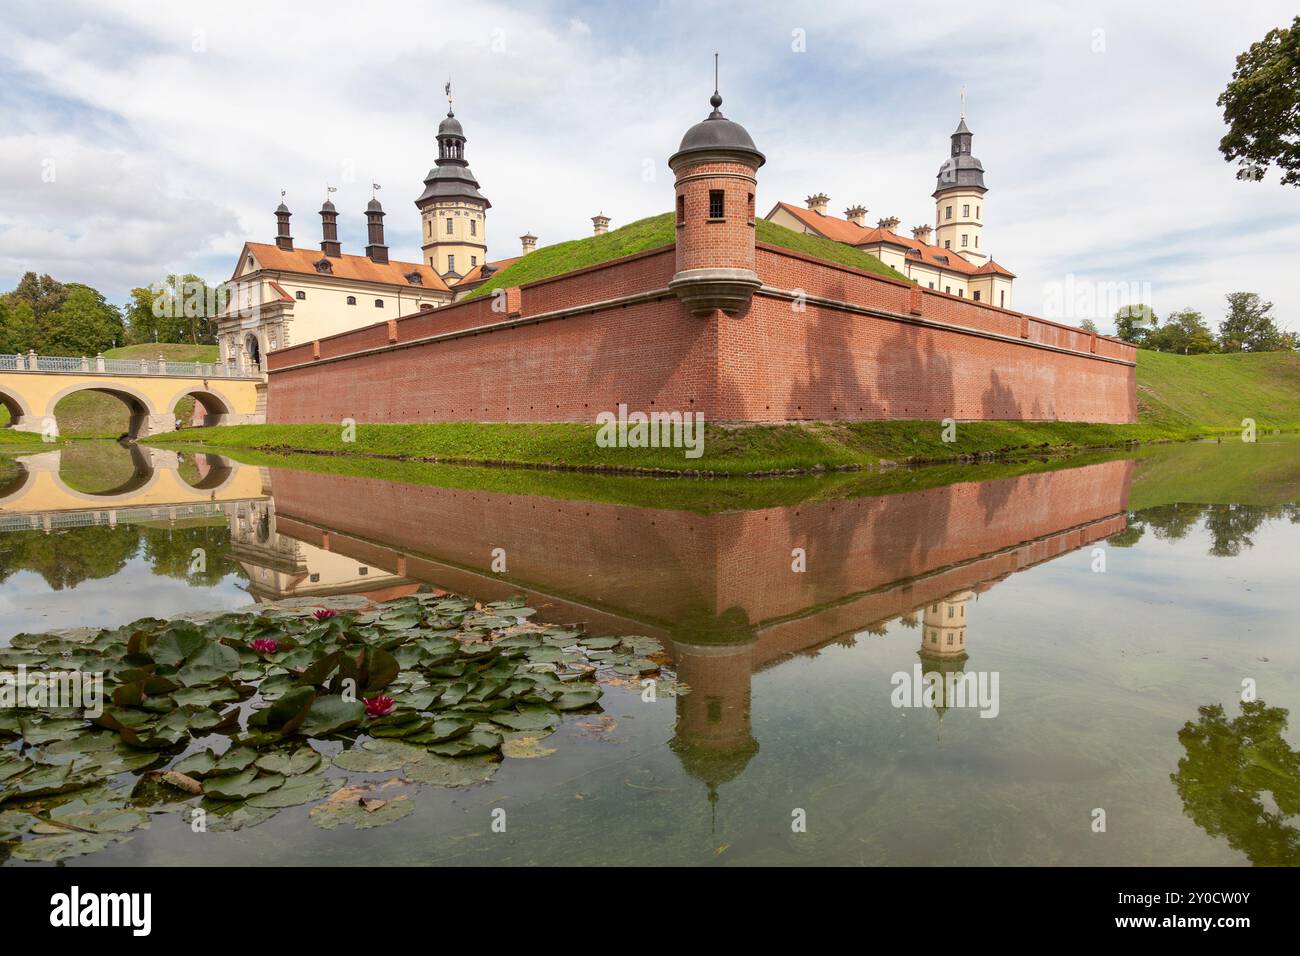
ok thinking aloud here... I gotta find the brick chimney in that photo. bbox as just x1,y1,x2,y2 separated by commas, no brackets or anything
592,213,610,236
319,199,341,257
520,232,538,255
911,224,934,245
364,198,388,265
877,216,901,235
805,193,829,215
274,202,293,251
844,205,867,227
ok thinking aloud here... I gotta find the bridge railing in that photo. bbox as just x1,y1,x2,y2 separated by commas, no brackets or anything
0,352,257,379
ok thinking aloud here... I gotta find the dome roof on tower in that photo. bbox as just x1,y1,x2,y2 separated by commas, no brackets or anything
438,111,464,138
670,91,765,170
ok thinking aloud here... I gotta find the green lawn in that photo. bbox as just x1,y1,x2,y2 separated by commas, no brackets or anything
466,212,904,300
1135,349,1300,430
104,343,220,363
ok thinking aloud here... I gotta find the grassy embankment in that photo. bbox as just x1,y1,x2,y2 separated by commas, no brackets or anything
149,347,1300,477
136,215,1300,475
0,343,219,441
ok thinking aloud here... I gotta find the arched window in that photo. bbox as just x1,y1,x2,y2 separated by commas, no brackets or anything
295,290,305,300
346,295,357,305
419,303,434,311
374,299,384,308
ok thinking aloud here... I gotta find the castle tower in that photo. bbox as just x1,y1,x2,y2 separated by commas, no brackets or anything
364,197,388,265
274,200,293,251
667,72,765,316
932,98,988,264
319,198,341,258
918,590,974,735
415,89,490,281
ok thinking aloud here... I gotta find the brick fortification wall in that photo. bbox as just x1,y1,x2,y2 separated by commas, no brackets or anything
267,244,1137,425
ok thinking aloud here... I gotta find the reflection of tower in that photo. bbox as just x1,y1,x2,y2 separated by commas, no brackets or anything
917,590,973,733
666,607,759,829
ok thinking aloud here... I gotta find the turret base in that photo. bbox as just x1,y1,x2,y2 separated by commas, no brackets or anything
669,268,761,316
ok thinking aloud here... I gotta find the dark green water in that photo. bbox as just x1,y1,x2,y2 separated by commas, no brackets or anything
1,438,1298,866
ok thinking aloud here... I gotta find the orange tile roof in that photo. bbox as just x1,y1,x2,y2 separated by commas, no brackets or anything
242,242,451,293
974,258,1016,278
770,201,1009,278
266,279,294,303
454,256,520,286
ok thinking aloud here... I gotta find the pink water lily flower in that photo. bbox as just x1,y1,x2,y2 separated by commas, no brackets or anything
249,638,279,653
313,608,338,620
363,695,395,718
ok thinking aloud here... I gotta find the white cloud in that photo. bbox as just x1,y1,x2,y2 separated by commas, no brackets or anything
0,0,1296,333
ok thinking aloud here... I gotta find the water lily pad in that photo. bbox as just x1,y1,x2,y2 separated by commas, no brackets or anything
501,734,557,759
203,769,286,801
254,746,321,776
299,695,365,737
309,781,414,830
245,773,341,808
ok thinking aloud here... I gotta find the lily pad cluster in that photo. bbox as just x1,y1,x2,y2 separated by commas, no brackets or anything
0,593,675,862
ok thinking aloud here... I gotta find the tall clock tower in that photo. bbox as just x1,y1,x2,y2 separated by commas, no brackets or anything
415,89,490,281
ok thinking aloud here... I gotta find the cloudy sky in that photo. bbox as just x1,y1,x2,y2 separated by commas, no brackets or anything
1,0,1296,334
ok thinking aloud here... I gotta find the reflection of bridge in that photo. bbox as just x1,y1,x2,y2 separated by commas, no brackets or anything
0,447,268,529
0,353,264,438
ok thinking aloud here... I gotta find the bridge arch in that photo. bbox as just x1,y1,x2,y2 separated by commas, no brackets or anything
162,384,239,428
47,381,161,439
0,387,34,429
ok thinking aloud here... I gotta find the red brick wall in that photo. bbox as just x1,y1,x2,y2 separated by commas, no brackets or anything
673,158,758,274
267,239,1136,425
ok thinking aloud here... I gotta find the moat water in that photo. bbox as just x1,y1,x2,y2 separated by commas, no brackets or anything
1,437,1298,866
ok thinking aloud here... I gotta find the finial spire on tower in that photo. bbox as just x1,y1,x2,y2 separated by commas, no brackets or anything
709,52,723,114
960,85,966,120
444,79,453,115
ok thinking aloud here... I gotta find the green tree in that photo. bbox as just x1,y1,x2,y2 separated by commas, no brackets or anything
1218,17,1300,185
0,299,37,354
1079,318,1099,334
5,271,67,322
125,274,222,345
38,283,124,355
1146,308,1218,354
1113,304,1157,345
1219,292,1283,352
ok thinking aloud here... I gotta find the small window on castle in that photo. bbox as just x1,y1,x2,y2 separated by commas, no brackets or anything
977,206,981,218
708,190,724,219
963,204,970,217
426,221,431,238
961,234,968,247
928,282,935,289
676,195,685,225
945,285,952,294
975,236,979,248
973,291,981,301
445,218,453,234
1000,290,1006,307
747,193,755,222
419,303,434,311
374,299,384,308
945,205,953,220
295,290,306,300
346,295,356,305
470,256,477,267
358,566,368,576
448,255,455,273
470,220,477,237
944,240,951,249
958,289,964,297
309,573,320,583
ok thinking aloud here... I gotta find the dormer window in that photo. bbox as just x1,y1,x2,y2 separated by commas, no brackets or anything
313,258,332,274
419,303,434,311
405,271,423,286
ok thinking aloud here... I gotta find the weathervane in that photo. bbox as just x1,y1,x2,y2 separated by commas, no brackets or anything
371,182,381,198
444,79,453,114
960,85,966,120
325,184,337,202
714,51,719,94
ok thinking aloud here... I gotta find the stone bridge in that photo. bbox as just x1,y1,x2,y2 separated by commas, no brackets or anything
0,352,264,438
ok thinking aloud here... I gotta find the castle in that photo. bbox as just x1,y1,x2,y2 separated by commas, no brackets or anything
766,111,1015,308
253,81,1136,426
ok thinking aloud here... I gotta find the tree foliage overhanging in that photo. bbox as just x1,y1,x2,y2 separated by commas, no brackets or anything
1110,294,1296,354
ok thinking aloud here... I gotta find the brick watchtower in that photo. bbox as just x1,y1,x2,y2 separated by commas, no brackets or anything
668,81,765,316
